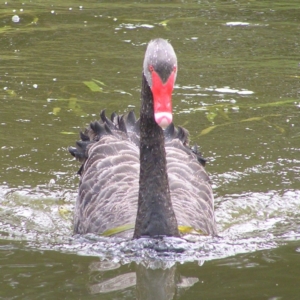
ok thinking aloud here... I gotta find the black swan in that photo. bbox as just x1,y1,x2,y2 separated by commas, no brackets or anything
69,38,217,238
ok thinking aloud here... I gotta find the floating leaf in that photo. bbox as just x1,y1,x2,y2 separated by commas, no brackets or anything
58,205,72,220
241,114,281,123
92,78,106,86
274,125,285,134
32,17,38,25
25,16,39,26
83,81,103,92
263,119,285,134
206,111,218,123
200,99,296,112
68,97,87,117
199,114,282,136
199,125,218,136
218,109,231,121
102,224,134,237
60,131,76,135
159,19,170,27
0,26,12,34
180,120,189,128
256,99,296,108
178,225,206,235
5,89,16,96
241,116,264,122
53,107,61,115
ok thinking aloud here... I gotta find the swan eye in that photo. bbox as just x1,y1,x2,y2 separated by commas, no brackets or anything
149,65,154,72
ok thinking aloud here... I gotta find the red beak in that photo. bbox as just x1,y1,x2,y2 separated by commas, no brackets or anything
150,68,176,128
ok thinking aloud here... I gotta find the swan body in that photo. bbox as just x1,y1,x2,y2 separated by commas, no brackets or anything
69,38,217,238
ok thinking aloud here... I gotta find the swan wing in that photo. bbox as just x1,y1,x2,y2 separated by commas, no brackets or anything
74,135,139,237
166,139,217,235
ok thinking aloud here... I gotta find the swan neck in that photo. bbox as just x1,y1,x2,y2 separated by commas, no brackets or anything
133,74,179,238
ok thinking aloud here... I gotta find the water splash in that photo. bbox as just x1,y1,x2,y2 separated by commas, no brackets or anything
1,184,299,266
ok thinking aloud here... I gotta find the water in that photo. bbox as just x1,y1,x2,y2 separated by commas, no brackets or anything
0,0,300,298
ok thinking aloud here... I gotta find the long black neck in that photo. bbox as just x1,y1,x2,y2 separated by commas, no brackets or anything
133,74,179,238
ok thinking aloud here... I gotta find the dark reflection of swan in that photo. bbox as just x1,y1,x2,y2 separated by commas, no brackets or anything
69,38,217,239
87,260,199,299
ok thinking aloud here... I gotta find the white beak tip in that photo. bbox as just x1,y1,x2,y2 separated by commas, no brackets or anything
154,112,173,129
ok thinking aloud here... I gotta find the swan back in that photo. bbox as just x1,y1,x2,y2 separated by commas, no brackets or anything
70,111,217,237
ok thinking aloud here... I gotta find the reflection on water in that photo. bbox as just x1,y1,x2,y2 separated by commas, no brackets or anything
0,0,300,299
89,271,136,295
48,258,198,299
2,241,300,299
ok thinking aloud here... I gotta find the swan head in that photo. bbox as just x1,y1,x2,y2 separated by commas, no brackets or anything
143,38,177,129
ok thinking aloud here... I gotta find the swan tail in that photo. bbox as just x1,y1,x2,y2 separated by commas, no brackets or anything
191,144,207,167
69,110,140,174
100,110,116,130
68,141,92,175
164,123,189,146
